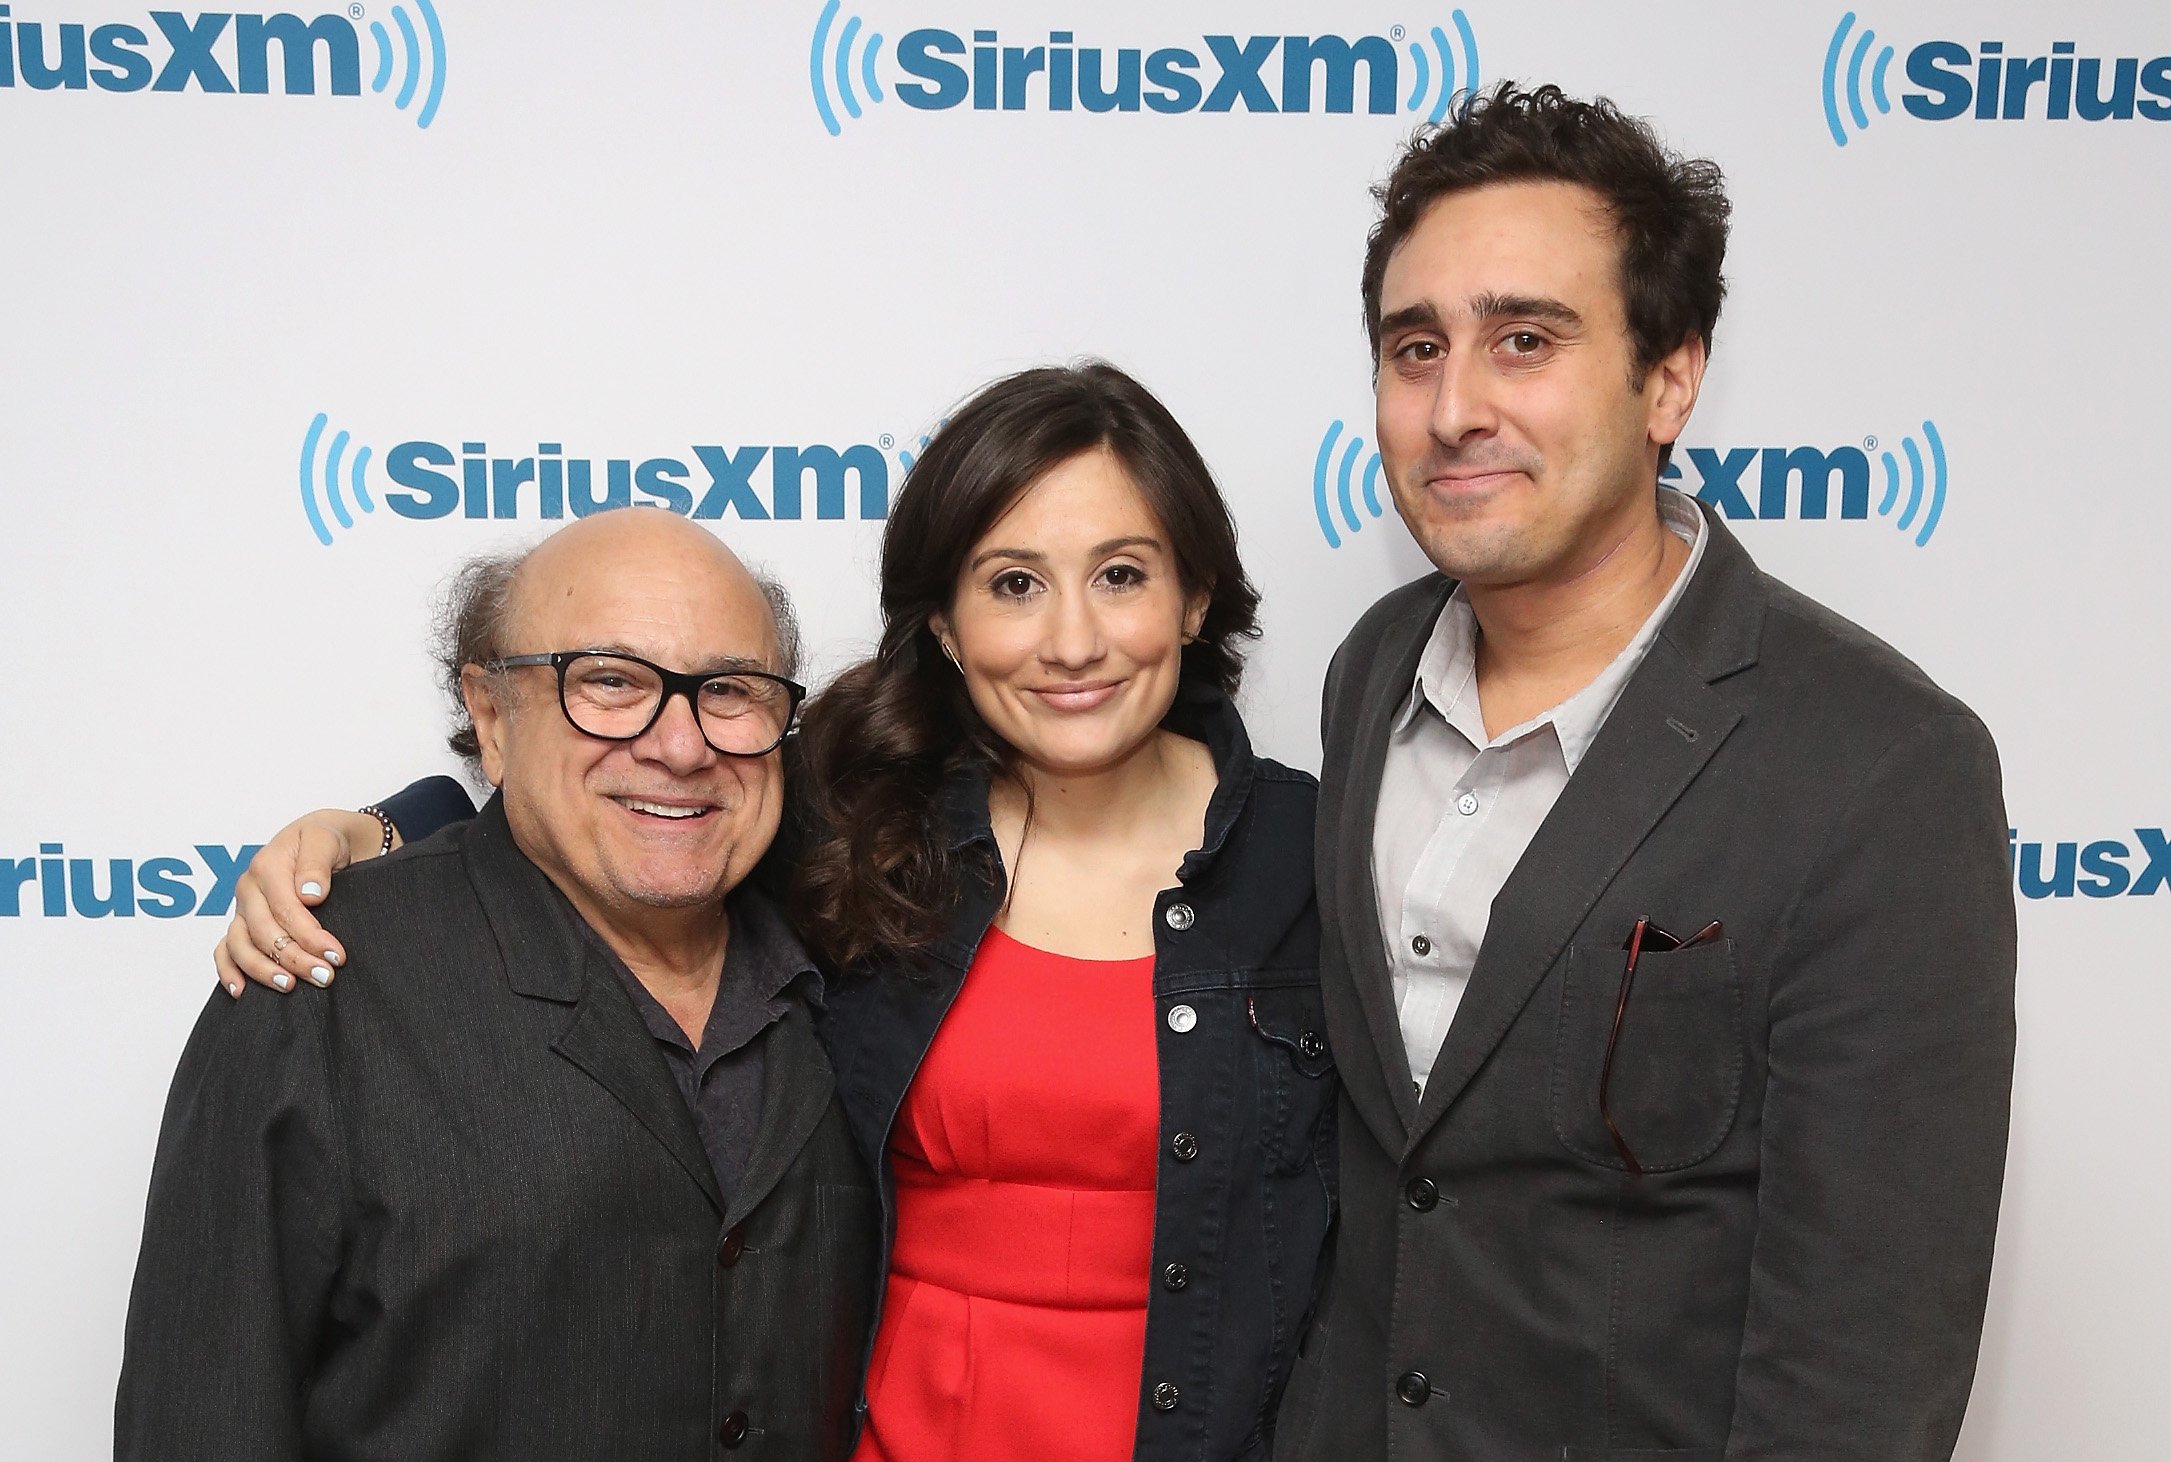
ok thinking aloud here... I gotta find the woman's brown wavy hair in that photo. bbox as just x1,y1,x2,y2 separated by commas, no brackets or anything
791,360,1260,972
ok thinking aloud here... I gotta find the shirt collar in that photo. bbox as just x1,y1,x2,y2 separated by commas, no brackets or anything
1392,487,1710,774
583,882,821,1062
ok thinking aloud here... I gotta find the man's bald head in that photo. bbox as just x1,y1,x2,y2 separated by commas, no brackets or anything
435,511,799,769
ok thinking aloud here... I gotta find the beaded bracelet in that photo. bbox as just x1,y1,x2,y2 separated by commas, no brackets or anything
358,805,397,858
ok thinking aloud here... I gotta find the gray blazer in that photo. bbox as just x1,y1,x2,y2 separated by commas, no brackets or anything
116,796,878,1461
1273,504,2015,1462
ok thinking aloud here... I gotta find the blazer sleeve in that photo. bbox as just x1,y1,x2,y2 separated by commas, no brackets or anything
1724,711,2017,1459
114,984,347,1461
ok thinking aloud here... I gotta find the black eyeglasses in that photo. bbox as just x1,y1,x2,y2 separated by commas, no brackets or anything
1599,916,1724,1177
485,650,805,758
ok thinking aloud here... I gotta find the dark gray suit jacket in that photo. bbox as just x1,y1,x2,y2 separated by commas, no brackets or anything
116,797,877,1461
1273,505,2015,1461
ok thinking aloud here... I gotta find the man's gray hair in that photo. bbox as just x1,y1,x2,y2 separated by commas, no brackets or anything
432,541,804,775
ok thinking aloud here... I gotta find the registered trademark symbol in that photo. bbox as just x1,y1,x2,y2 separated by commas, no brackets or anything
879,434,894,449
1390,24,1406,40
349,2,363,16
1863,435,1878,449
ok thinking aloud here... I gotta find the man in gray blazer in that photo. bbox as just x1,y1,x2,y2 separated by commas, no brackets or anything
117,511,876,1459
1272,85,2015,1460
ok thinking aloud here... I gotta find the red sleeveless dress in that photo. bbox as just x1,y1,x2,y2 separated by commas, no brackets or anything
850,924,1161,1461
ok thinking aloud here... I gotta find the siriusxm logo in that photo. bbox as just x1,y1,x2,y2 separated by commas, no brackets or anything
1662,421,1948,547
808,2,1478,136
0,2,444,127
1308,418,1949,549
1824,11,2171,145
2,842,261,918
2011,828,2171,900
299,413,903,544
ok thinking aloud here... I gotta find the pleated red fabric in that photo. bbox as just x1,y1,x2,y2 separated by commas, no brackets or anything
852,924,1161,1462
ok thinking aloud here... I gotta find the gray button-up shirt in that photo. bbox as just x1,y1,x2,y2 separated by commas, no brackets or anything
1373,489,1708,1094
585,886,817,1203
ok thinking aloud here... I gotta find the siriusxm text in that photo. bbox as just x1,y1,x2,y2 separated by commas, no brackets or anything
2,843,261,918
384,441,890,522
0,7,359,94
2010,829,2171,900
1663,445,1879,521
1906,41,2171,122
895,29,1400,114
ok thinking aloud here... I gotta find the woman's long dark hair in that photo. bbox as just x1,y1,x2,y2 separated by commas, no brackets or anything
791,360,1260,972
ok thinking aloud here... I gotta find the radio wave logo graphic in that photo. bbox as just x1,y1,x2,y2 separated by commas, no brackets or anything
1872,419,1948,547
1401,12,1480,124
1312,420,1387,550
1822,11,1895,146
810,0,887,136
299,413,377,546
363,0,449,129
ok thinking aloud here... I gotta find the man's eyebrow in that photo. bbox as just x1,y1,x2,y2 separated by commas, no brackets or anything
1469,291,1584,330
1377,294,1586,338
1377,301,1444,338
583,645,774,675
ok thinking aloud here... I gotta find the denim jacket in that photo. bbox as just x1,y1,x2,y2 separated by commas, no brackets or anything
376,685,1337,1459
818,683,1338,1462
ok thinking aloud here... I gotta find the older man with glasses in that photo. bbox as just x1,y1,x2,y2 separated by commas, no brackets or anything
116,509,877,1461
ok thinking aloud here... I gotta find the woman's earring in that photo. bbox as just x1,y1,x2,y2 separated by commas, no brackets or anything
941,639,962,669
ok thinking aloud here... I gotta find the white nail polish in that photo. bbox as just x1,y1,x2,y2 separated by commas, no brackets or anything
273,972,293,991
310,966,332,986
325,949,343,966
227,982,243,998
300,882,323,897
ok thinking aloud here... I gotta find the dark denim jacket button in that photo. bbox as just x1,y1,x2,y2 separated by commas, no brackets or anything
1298,1030,1326,1059
1395,1371,1431,1407
1162,1261,1190,1291
1405,1178,1439,1212
1163,902,1196,931
719,1409,750,1446
1152,1381,1181,1411
1170,1131,1200,1162
717,1226,746,1267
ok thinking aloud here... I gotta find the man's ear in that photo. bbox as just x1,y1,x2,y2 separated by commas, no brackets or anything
1645,333,1708,460
461,666,510,789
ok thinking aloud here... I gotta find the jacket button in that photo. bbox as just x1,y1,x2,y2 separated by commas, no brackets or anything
719,1409,749,1446
1298,1030,1325,1059
1163,902,1195,931
1405,1178,1439,1212
1162,1262,1189,1291
1395,1371,1431,1407
1151,1381,1181,1411
1167,1003,1198,1033
717,1227,745,1267
1170,1131,1200,1162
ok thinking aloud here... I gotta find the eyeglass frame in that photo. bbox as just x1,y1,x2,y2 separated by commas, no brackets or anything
482,649,807,758
1599,915,1724,1178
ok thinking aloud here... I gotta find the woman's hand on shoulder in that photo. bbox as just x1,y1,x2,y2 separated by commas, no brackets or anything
214,809,398,998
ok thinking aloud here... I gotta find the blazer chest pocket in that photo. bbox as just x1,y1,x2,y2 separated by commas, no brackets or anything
1249,987,1337,1175
1550,939,1744,1173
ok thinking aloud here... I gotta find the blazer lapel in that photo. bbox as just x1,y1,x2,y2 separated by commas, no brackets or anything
1410,640,1739,1139
461,794,725,1218
722,995,834,1228
1330,580,1454,1144
1408,503,1763,1144
551,947,727,1219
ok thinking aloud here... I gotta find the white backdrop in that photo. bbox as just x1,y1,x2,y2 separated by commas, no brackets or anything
3,2,2165,1456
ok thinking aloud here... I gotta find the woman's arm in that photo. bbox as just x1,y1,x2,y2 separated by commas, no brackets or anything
215,777,477,997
